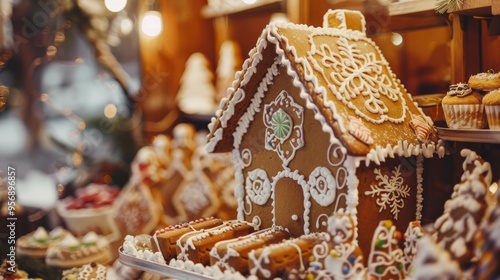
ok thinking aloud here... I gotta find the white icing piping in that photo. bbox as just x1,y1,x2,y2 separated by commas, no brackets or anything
206,27,269,153
209,18,440,163
233,61,279,150
345,156,361,243
232,148,246,221
271,169,311,234
210,226,286,272
273,22,439,163
416,155,424,221
269,24,343,147
248,247,272,278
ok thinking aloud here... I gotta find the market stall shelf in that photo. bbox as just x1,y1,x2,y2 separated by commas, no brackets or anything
435,126,500,144
118,248,216,280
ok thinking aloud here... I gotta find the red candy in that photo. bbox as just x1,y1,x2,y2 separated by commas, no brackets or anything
64,184,120,210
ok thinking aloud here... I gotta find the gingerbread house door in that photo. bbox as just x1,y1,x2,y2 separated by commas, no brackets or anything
273,173,306,237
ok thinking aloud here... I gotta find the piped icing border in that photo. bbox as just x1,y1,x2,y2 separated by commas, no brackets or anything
207,17,441,164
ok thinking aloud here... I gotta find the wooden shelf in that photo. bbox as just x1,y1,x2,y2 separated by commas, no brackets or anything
388,0,499,17
385,0,449,32
454,0,500,16
388,0,436,16
201,0,283,19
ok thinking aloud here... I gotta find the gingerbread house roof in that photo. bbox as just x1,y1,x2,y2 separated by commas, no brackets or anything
207,10,438,164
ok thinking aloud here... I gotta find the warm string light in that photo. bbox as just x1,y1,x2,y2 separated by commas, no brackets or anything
105,0,128,13
141,1,162,38
141,11,162,37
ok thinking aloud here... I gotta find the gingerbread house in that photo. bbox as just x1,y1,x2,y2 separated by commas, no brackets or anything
206,9,440,255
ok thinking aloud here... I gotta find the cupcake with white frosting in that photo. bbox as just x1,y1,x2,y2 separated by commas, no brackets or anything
441,82,486,129
483,89,500,129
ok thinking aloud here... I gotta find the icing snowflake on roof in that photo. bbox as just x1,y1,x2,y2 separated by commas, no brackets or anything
308,35,405,125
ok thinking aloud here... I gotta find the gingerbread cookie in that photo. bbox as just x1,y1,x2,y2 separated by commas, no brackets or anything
367,220,406,280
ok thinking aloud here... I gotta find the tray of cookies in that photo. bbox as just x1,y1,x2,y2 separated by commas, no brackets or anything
118,247,217,280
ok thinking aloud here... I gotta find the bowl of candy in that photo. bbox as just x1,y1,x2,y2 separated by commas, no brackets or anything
56,184,121,240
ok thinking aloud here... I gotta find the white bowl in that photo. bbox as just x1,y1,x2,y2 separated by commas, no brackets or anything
56,201,120,242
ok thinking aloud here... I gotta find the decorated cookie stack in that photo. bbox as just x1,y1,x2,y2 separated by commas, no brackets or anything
61,262,109,280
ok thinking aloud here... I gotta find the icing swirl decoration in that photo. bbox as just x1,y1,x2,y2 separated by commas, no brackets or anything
263,91,304,167
327,212,355,244
245,168,272,205
327,143,347,167
308,35,405,124
241,148,252,167
309,167,337,207
447,82,471,97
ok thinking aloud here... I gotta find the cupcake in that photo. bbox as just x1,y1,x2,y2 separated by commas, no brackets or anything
468,69,500,91
483,89,500,129
441,83,486,129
